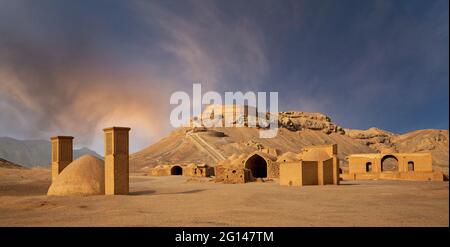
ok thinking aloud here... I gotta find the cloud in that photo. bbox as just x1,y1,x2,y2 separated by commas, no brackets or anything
131,0,270,90
0,0,272,152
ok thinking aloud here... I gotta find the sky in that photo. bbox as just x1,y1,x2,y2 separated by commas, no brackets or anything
0,0,448,153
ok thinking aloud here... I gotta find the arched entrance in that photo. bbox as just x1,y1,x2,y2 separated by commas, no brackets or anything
381,155,399,172
170,165,183,175
366,162,373,172
244,154,268,178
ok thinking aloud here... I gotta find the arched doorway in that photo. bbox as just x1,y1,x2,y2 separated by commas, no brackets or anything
408,161,415,171
170,165,183,175
381,155,399,172
244,154,268,178
366,162,373,172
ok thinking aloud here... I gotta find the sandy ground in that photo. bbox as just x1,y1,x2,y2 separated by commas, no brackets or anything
0,167,448,226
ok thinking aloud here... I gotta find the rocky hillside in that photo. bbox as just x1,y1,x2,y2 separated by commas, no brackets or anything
278,111,345,134
130,111,449,174
0,137,102,167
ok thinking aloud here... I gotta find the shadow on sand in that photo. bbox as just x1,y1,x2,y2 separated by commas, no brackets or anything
129,189,206,196
338,183,360,186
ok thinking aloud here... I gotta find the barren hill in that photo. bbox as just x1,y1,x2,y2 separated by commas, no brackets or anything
392,129,449,173
130,111,449,174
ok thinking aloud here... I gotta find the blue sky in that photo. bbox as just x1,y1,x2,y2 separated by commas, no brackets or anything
0,0,448,152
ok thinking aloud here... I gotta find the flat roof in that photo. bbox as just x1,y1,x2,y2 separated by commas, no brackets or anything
103,127,131,131
50,136,74,140
348,152,431,158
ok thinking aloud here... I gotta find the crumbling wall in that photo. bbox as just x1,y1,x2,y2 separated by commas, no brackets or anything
214,163,253,183
183,164,213,177
150,165,172,176
267,162,279,178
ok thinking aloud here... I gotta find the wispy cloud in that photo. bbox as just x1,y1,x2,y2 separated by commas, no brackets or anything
131,0,270,90
0,0,272,152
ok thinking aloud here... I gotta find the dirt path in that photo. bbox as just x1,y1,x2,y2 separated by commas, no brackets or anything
187,133,226,162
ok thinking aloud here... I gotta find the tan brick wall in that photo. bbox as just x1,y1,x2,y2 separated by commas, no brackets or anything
280,162,302,186
50,136,73,181
104,127,130,195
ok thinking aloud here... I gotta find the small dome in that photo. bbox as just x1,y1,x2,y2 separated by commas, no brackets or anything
237,153,247,160
298,149,331,161
277,152,300,162
47,155,105,196
228,153,238,160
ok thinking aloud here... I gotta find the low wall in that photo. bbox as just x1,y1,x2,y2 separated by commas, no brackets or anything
341,171,445,181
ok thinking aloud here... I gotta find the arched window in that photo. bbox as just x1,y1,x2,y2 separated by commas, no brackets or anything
408,161,414,171
366,162,373,172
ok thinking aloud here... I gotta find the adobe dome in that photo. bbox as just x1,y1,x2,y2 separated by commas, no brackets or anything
47,155,105,196
228,153,238,160
277,152,300,162
298,149,331,161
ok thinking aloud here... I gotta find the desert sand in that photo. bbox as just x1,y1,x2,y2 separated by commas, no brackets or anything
0,167,447,226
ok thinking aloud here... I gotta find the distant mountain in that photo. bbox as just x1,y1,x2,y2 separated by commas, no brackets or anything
0,158,25,169
0,137,102,167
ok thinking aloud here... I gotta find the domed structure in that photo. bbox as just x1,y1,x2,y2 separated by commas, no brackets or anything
47,155,105,196
298,149,331,161
277,152,300,162
228,153,238,160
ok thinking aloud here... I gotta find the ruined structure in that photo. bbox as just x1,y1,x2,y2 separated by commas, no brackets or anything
190,104,262,128
215,164,253,184
50,136,74,181
150,163,214,177
214,144,340,185
104,127,130,195
170,165,183,175
150,164,185,176
150,165,170,176
214,151,278,183
214,154,251,183
243,151,278,179
343,152,444,181
279,144,339,186
183,163,214,177
260,147,281,157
